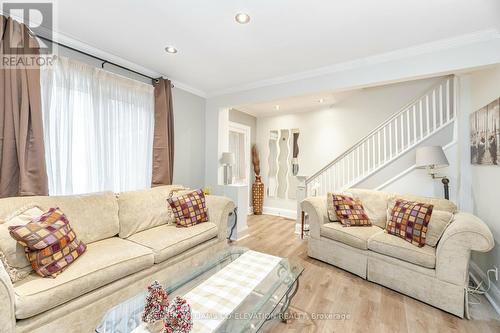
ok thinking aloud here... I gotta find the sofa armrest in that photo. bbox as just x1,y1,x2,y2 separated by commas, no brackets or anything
0,261,15,333
300,196,328,239
206,195,235,240
436,212,494,286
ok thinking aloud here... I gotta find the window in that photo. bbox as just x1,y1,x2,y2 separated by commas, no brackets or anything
40,57,154,195
228,122,251,185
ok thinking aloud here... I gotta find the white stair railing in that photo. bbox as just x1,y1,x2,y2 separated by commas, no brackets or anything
306,76,456,197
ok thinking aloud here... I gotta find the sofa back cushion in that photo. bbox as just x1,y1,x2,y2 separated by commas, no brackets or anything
347,188,394,228
0,192,119,245
117,185,187,238
0,205,44,282
392,193,457,213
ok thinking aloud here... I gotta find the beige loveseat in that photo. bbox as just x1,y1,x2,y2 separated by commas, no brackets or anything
0,185,234,333
301,188,494,318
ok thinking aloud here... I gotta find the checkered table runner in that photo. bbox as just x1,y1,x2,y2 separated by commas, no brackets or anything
185,250,282,333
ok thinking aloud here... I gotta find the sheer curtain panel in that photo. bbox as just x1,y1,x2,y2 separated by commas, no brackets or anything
40,57,154,195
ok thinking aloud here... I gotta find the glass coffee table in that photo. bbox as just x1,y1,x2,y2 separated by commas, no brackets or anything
95,247,303,333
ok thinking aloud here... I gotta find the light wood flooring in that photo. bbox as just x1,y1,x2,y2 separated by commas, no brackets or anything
234,214,500,333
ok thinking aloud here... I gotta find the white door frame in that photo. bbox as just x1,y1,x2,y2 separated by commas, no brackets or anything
228,121,251,186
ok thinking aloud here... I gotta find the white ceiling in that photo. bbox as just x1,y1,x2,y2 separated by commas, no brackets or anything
236,90,359,117
48,0,500,96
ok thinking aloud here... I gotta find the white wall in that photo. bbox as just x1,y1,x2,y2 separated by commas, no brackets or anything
458,65,500,291
205,35,500,191
172,87,206,189
256,77,442,211
229,109,257,147
380,142,458,200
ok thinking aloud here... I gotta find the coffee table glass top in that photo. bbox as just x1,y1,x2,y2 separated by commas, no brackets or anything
95,246,303,333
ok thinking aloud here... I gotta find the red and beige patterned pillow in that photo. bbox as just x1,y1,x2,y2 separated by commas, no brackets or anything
8,208,87,278
386,200,434,247
167,189,209,227
331,194,371,227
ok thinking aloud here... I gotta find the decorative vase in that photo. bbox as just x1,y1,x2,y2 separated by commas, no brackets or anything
252,176,264,215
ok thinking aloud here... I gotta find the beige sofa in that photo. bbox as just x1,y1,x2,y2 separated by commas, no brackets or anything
0,185,235,333
301,188,494,318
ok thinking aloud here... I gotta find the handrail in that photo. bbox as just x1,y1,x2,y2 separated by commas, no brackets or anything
305,75,454,185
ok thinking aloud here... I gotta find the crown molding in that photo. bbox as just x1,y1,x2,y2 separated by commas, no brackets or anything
50,31,208,97
170,81,207,98
207,29,500,98
0,10,208,98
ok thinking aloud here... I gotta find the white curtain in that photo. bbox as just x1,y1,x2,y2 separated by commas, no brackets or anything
40,57,154,195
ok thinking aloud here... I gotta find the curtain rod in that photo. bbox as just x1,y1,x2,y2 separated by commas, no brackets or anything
37,35,173,87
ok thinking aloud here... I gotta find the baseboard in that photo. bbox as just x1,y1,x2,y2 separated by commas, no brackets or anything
262,206,296,219
469,261,500,315
236,227,249,241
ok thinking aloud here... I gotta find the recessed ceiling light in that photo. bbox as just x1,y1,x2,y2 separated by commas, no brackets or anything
275,105,280,110
165,46,178,54
235,13,251,24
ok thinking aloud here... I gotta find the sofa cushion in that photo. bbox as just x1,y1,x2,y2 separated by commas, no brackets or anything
393,193,457,213
127,222,218,264
117,185,187,238
0,192,119,244
368,232,436,268
425,210,454,247
13,237,154,319
348,188,393,228
0,206,44,282
320,223,383,250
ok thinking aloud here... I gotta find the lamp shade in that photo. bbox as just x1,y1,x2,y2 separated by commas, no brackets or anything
221,152,235,165
415,146,449,169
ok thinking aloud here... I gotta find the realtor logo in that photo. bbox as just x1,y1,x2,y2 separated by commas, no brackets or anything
1,2,55,68
2,2,53,54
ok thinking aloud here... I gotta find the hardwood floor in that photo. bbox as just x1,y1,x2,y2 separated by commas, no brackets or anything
234,214,500,333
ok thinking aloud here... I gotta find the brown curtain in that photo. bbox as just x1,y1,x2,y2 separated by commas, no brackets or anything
0,16,48,197
152,78,174,186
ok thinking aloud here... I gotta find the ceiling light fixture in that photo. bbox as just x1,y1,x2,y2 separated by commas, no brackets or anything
275,105,280,110
318,98,324,103
165,46,178,54
235,13,251,24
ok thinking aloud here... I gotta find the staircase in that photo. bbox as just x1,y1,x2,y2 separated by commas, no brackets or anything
305,76,456,197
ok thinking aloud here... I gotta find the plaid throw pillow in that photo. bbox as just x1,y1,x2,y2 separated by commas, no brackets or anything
386,200,434,247
167,189,209,227
332,194,371,227
8,208,73,250
8,208,87,278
